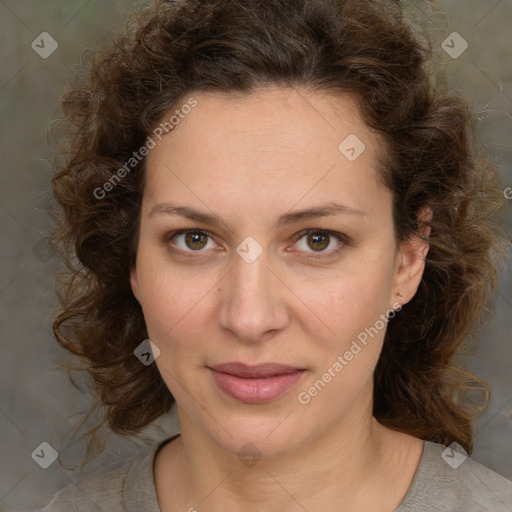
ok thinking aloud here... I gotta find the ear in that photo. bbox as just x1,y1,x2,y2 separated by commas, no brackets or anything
392,206,432,307
130,267,141,303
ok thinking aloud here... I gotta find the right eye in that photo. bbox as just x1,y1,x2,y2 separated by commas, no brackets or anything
165,230,218,253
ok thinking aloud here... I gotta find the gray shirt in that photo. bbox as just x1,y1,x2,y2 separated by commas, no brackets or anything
37,435,512,511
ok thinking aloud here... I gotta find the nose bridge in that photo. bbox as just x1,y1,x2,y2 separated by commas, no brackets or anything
217,247,288,341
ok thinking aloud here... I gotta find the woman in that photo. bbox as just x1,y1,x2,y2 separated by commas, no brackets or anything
40,0,512,510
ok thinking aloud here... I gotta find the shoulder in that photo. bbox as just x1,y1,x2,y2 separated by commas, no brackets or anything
36,437,174,512
37,455,134,512
397,440,512,512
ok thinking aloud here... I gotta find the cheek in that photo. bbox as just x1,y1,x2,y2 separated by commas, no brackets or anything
140,276,213,390
294,263,394,339
294,271,394,409
142,286,213,349
135,250,217,349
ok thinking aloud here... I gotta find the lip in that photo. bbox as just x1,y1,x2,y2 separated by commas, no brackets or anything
208,362,306,403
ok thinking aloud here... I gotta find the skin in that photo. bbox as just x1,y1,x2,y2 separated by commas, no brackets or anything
130,86,430,512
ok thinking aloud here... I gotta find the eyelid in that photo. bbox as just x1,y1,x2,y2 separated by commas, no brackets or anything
164,228,348,257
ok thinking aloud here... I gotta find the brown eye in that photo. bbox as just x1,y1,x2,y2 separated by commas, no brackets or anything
184,232,208,250
167,230,216,252
293,229,346,258
306,231,330,251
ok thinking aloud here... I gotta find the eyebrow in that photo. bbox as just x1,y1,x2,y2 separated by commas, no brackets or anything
149,201,367,229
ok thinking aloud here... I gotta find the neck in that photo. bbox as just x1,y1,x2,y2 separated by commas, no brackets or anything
155,392,419,512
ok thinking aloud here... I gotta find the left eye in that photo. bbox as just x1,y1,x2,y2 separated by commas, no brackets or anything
294,230,344,254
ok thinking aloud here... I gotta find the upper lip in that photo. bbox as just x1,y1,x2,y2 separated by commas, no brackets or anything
208,362,304,378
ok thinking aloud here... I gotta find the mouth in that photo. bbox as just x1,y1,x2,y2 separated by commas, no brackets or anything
207,362,306,403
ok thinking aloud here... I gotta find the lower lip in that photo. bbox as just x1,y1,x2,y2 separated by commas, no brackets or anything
209,369,305,403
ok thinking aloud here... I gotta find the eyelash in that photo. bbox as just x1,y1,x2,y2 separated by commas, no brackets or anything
163,228,348,260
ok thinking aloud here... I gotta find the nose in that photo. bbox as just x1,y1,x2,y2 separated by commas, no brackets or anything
217,249,290,343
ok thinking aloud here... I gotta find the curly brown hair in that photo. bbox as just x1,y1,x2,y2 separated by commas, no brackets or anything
49,0,507,463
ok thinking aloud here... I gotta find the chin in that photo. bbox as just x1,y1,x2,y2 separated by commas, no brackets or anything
204,412,308,461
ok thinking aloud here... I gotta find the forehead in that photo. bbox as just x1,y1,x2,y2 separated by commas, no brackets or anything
143,87,388,215
147,86,382,155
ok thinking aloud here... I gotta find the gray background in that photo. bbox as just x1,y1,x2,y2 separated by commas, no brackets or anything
0,1,511,510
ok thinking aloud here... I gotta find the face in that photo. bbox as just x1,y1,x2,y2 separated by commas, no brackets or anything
130,87,427,458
